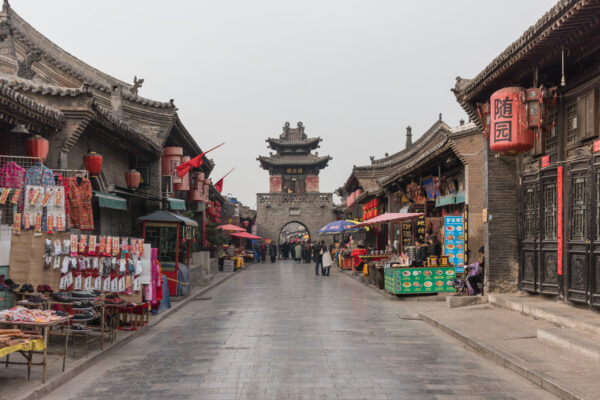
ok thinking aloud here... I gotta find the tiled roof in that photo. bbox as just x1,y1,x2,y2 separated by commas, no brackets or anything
267,137,321,146
455,0,600,103
257,154,331,166
0,81,64,129
6,5,175,109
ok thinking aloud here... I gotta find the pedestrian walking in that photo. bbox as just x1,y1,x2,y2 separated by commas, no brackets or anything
269,242,277,263
294,242,302,263
322,243,332,276
260,241,267,263
313,241,323,275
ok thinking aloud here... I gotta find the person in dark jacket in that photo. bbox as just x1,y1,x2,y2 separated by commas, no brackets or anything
412,240,428,266
269,242,277,263
427,235,442,257
312,242,323,276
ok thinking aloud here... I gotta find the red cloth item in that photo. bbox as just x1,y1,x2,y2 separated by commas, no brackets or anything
214,178,223,193
176,154,204,178
54,173,70,230
67,175,94,231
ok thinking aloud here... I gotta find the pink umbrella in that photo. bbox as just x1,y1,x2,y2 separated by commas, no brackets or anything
217,224,245,232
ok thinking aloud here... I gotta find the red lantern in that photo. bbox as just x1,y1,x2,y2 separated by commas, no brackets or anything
490,87,532,154
125,169,141,190
83,151,103,177
243,221,249,228
25,135,49,160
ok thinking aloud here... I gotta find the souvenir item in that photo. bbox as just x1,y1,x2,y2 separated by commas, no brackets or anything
56,215,63,232
70,235,78,256
118,276,125,293
78,235,87,254
138,239,144,255
94,276,102,291
61,256,70,274
119,259,126,273
55,188,62,206
88,235,97,255
33,213,42,233
112,237,120,256
11,188,21,204
135,258,143,275
59,275,67,290
130,239,137,256
110,276,118,293
44,256,52,269
45,239,52,256
54,240,62,256
70,257,77,270
46,214,54,233
67,175,93,230
74,274,82,290
92,257,99,269
103,276,111,292
83,274,92,290
105,236,112,256
121,237,129,255
53,256,60,269
23,213,30,229
133,276,141,292
98,236,106,255
0,188,10,204
41,189,51,207
29,187,40,205
63,240,70,255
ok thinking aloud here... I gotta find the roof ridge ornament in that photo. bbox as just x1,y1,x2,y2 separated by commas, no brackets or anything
131,75,144,95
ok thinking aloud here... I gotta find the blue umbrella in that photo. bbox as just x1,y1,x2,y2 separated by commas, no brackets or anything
317,220,362,235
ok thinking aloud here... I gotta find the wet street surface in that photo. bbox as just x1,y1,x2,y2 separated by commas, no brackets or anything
43,261,555,400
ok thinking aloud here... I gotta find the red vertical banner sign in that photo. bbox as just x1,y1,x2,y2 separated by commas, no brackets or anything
557,166,563,275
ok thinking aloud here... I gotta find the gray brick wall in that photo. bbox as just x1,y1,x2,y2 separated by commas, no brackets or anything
484,142,520,292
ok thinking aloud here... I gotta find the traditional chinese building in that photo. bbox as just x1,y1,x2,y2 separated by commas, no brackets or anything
454,0,600,305
256,122,335,242
258,121,331,194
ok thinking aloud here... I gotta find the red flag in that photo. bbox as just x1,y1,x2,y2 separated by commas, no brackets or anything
175,142,224,178
214,178,224,193
213,168,235,193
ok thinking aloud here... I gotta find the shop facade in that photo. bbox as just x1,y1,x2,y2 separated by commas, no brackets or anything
454,0,600,304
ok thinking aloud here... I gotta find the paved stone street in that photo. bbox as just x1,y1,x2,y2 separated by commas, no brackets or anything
43,261,555,400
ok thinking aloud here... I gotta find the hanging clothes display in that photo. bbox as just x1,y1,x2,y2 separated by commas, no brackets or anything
24,162,55,231
0,161,26,189
67,175,94,231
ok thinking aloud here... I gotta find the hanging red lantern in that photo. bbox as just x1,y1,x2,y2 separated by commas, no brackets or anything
25,135,49,160
83,151,103,177
490,87,532,154
125,169,141,190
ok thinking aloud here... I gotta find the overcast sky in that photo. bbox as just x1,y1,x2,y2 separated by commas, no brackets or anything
15,0,557,207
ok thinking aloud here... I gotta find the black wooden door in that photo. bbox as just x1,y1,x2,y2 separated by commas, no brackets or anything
520,167,559,294
520,172,540,292
566,159,591,303
590,154,600,307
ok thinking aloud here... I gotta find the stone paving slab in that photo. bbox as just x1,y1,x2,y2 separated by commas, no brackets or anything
1,270,237,400
40,261,555,400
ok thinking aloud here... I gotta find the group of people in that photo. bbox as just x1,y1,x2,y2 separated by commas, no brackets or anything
413,234,443,265
253,241,278,263
279,241,313,264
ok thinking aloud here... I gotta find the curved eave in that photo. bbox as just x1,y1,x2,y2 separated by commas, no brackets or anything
0,83,64,132
257,156,331,170
266,137,321,151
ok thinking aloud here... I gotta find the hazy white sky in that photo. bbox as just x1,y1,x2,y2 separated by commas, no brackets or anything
14,0,557,207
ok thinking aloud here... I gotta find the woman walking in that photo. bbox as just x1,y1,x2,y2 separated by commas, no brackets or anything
322,244,333,276
294,242,302,263
269,242,277,263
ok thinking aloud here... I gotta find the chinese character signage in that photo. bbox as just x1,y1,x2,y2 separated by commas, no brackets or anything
489,87,532,154
444,216,464,267
416,216,426,242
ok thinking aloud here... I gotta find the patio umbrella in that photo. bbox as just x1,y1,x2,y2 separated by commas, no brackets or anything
231,231,262,240
317,220,362,235
353,212,424,228
217,224,245,232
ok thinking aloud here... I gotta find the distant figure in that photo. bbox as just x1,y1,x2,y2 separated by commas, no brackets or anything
269,242,277,263
260,241,267,263
322,243,333,276
468,246,485,295
427,235,442,258
294,243,302,263
313,241,323,276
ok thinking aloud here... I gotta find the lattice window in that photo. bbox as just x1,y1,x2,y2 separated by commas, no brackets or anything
567,103,578,143
523,186,539,239
546,111,558,152
570,176,587,240
543,183,557,240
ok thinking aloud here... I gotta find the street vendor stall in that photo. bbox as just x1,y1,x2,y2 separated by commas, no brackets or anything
226,231,262,268
317,220,363,270
138,210,198,297
384,262,456,295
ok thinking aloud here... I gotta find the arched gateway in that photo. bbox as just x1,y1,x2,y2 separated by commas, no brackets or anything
256,122,335,243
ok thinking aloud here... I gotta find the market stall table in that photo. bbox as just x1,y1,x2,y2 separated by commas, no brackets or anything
384,265,456,295
0,316,71,383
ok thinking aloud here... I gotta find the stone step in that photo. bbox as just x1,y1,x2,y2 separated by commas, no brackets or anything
488,293,600,336
537,327,600,363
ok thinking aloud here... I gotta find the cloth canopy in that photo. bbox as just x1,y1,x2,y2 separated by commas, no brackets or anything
317,220,362,235
354,212,424,228
217,224,245,232
137,210,198,227
231,231,262,240
94,191,127,211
